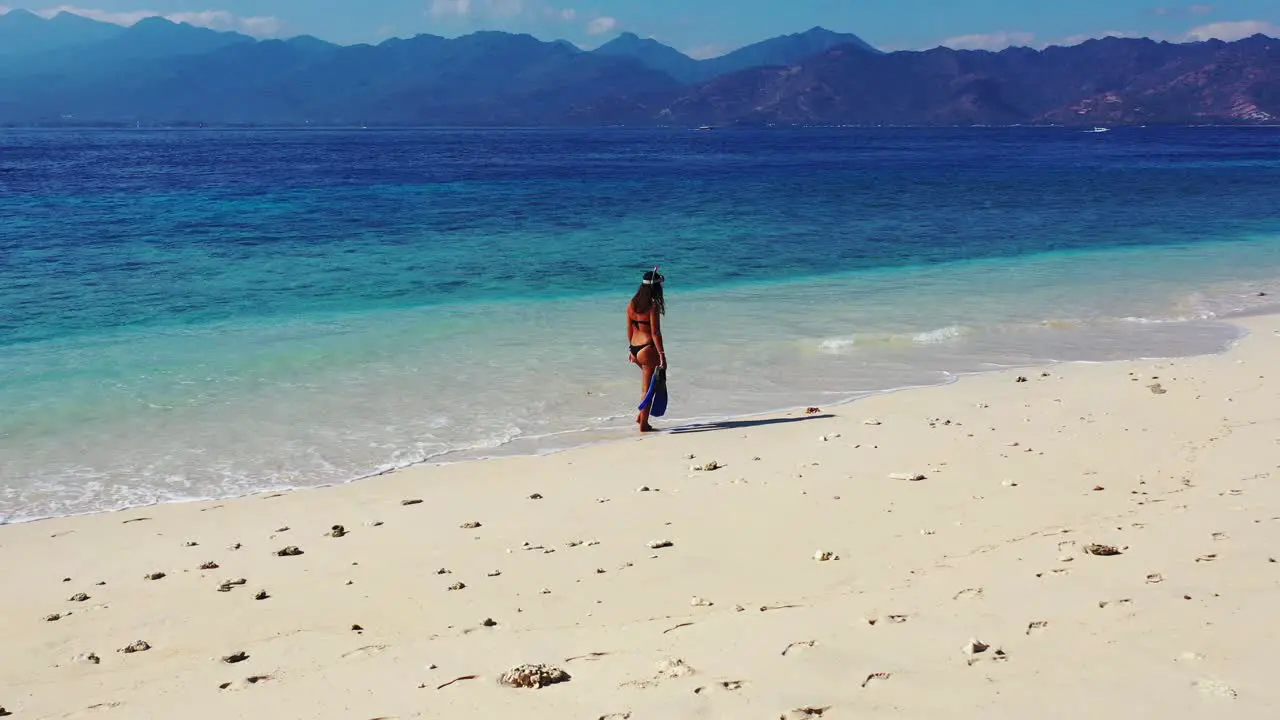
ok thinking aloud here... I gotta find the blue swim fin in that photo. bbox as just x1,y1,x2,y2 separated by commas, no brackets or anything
638,370,660,412
650,368,668,417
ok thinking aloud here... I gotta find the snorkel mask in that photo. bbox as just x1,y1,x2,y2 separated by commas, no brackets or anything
642,266,664,285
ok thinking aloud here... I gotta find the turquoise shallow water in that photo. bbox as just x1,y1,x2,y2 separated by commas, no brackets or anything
2,127,1280,522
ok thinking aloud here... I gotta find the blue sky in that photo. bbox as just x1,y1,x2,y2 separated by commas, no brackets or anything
6,1,1279,55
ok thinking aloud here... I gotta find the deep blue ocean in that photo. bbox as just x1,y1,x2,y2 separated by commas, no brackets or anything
3,127,1280,522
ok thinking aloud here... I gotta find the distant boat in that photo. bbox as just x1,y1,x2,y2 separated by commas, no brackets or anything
696,125,715,131
1083,126,1110,133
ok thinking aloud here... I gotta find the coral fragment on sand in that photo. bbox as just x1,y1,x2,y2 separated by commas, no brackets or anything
499,664,571,689
1084,543,1121,556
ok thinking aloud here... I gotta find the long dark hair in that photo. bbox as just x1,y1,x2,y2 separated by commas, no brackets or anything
630,270,666,316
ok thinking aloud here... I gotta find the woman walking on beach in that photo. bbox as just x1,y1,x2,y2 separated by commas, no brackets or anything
627,269,667,432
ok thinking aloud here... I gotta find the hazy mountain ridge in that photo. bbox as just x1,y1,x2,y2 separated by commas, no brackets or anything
613,35,1280,126
592,27,881,83
0,11,1275,126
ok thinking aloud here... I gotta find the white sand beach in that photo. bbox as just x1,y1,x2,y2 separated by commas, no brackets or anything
2,314,1278,720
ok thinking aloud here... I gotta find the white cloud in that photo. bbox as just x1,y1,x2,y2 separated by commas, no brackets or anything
485,0,523,19
1055,30,1138,47
940,31,1035,50
32,6,282,36
1185,19,1279,41
686,43,727,59
429,0,471,17
586,15,617,35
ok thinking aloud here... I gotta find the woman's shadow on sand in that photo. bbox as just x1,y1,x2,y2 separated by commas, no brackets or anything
666,414,835,434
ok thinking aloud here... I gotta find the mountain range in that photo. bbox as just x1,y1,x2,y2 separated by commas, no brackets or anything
594,27,880,83
0,9,1276,126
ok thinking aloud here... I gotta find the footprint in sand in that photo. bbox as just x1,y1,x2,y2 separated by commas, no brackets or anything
953,588,984,601
63,702,124,718
695,680,748,694
781,708,829,719
342,645,389,660
1194,679,1238,700
1026,621,1049,635
781,641,816,656
218,675,273,691
861,672,892,688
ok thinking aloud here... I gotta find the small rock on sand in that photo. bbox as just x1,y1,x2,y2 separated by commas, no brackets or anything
199,562,219,570
460,521,482,529
74,652,101,665
448,582,466,591
962,638,990,656
647,540,674,550
254,590,269,600
68,593,89,603
690,596,713,607
481,618,498,627
692,461,722,472
499,664,571,689
275,546,304,557
656,658,695,679
401,499,423,506
44,613,64,622
813,550,838,562
327,525,347,538
863,418,882,426
890,473,926,482
118,641,151,654
1084,543,1122,557
222,652,249,664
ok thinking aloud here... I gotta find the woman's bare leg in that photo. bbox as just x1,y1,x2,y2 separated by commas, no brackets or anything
638,363,655,431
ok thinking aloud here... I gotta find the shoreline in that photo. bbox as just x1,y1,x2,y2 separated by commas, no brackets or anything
2,313,1278,718
0,314,1255,527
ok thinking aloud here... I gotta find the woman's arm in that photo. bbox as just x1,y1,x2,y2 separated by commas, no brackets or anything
650,308,666,368
626,311,636,363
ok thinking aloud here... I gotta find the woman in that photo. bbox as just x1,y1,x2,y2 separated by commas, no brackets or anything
627,269,667,432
